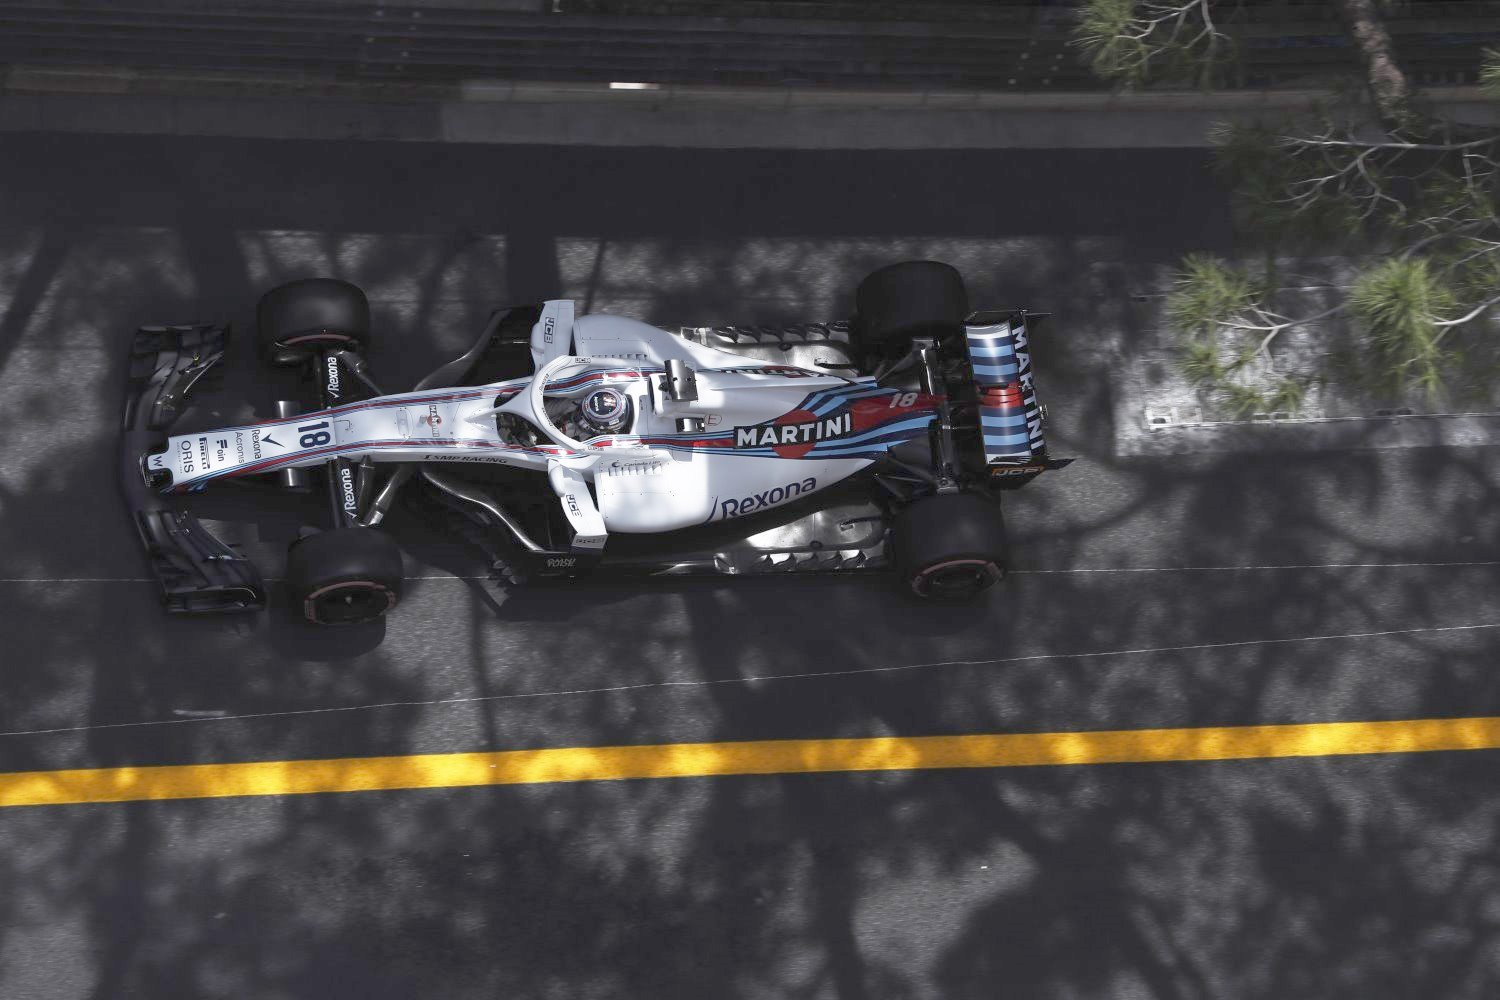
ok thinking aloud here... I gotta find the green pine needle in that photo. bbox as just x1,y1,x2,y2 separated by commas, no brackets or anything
1481,48,1500,98
1348,258,1456,396
1166,254,1256,337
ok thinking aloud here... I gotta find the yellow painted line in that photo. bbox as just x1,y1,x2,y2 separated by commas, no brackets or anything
3,716,1500,808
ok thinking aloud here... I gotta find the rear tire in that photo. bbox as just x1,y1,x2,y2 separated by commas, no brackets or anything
285,528,403,625
257,278,370,366
854,261,969,356
891,491,1006,601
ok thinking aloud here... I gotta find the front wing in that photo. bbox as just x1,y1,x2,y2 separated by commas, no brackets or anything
121,324,267,613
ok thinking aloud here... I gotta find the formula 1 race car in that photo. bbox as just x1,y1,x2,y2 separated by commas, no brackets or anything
121,261,1068,624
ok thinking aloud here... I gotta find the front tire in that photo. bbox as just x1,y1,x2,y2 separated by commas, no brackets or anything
257,278,370,366
891,491,1006,600
854,260,969,357
285,528,403,625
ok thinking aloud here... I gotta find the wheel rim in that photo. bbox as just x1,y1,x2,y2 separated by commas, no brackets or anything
912,559,1000,600
304,581,394,625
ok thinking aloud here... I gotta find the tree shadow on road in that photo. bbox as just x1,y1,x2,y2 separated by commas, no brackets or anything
0,133,1498,998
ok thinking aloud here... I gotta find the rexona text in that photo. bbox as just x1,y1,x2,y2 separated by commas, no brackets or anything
720,477,817,519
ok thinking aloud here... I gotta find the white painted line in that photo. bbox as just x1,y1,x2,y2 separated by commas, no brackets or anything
2,620,1495,740
1150,410,1500,430
0,578,158,583
1009,561,1500,574
1,562,1496,585
413,562,1500,580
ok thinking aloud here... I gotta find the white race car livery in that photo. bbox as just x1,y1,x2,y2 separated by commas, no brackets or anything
148,309,944,536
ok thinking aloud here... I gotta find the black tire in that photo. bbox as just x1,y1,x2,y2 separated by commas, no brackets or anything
257,278,370,365
854,261,969,354
891,491,1007,600
285,528,403,625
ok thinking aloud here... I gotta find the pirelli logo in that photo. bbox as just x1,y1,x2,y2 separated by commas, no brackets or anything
735,413,852,449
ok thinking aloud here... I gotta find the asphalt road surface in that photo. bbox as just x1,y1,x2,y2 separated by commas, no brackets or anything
1,132,1499,999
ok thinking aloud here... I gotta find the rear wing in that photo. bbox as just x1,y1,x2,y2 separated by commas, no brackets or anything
961,310,1070,483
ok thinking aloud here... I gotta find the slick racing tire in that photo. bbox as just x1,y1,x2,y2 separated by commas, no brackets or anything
854,261,969,355
257,278,370,366
891,491,1007,601
285,528,403,625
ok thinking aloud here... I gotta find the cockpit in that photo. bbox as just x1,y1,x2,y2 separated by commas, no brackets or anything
496,374,645,449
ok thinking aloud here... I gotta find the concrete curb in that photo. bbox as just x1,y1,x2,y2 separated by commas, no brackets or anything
1119,412,1500,456
2,68,1495,149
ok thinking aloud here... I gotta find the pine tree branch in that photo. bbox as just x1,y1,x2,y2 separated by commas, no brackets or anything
1282,136,1500,153
1072,0,1229,88
1215,302,1348,337
1433,293,1500,328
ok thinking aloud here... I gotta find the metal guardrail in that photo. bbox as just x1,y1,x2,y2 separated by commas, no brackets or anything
0,1,1495,93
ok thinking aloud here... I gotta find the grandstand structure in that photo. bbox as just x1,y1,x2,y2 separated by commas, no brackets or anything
0,0,1494,95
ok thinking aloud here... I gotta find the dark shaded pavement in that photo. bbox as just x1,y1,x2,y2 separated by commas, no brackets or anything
0,132,1498,998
